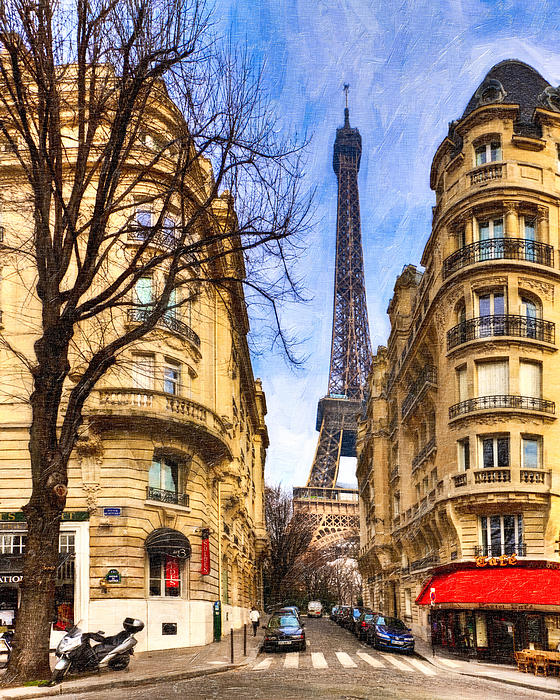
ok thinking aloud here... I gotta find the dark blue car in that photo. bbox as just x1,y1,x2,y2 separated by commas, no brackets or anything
367,614,414,653
263,613,306,652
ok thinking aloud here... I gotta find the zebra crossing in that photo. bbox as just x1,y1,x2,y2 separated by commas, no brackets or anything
253,650,437,676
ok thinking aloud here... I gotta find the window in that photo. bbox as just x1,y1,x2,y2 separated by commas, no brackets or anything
134,277,153,320
422,476,429,494
132,354,154,390
59,533,75,554
415,484,421,502
480,514,523,556
477,360,508,396
456,365,468,402
522,436,541,469
162,217,177,246
475,141,501,165
135,207,152,239
520,296,540,339
480,435,509,468
404,589,412,617
149,554,181,597
478,290,505,336
149,456,179,495
393,493,400,517
163,360,180,395
521,215,537,262
458,438,470,471
477,217,504,261
519,360,542,398
165,287,177,322
0,534,25,554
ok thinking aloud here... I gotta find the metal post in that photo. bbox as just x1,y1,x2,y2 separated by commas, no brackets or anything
230,628,234,664
243,623,247,656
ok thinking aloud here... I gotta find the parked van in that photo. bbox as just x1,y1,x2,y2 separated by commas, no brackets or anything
307,600,323,617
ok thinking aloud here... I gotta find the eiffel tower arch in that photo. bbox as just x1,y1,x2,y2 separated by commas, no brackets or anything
294,95,372,548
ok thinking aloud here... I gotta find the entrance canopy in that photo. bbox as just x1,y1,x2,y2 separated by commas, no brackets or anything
416,567,560,607
145,528,191,560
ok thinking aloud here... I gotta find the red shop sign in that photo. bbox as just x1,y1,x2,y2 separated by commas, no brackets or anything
165,556,180,588
201,531,210,575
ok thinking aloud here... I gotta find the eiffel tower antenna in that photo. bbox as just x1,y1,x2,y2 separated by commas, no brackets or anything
293,100,372,548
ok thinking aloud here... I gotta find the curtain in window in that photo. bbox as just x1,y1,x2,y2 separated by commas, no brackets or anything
457,367,468,402
132,356,154,390
477,361,508,396
519,361,541,398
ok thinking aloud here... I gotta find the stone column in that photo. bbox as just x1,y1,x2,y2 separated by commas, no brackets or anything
464,210,474,245
505,202,518,238
537,206,550,244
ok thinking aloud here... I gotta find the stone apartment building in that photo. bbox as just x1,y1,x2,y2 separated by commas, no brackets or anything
357,60,560,663
0,69,268,651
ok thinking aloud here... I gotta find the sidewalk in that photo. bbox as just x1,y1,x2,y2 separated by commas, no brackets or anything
415,638,560,695
1,625,261,699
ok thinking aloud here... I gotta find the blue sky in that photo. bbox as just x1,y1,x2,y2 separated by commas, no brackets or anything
212,0,560,489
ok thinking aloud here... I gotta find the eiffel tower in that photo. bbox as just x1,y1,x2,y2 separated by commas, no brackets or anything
293,88,372,548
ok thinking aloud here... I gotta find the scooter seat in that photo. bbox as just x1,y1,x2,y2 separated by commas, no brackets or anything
93,630,130,659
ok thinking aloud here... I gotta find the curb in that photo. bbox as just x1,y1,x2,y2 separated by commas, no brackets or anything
415,649,560,696
2,646,260,699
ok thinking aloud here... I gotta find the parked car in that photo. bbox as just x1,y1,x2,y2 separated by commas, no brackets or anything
263,613,306,652
275,606,301,622
330,605,340,621
367,614,415,653
335,606,352,626
352,610,377,640
343,607,366,631
307,601,323,617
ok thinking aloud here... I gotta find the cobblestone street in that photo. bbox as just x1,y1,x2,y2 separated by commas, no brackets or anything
57,618,545,700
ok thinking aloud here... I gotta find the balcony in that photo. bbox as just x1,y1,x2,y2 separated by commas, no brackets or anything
128,228,179,250
401,365,437,419
443,238,554,278
410,554,440,572
449,395,555,420
92,388,231,461
447,315,555,351
474,543,527,557
469,162,504,186
292,486,359,503
146,486,189,507
127,308,200,348
390,465,400,482
412,437,436,471
449,467,551,494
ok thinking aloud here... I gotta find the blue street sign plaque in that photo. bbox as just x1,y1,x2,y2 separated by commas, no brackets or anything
103,507,122,517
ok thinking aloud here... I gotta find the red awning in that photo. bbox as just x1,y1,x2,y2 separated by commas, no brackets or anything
416,567,560,607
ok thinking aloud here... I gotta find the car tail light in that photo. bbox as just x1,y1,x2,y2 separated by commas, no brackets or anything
361,622,367,627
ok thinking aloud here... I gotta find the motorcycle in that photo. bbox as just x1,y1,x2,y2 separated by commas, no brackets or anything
48,617,144,685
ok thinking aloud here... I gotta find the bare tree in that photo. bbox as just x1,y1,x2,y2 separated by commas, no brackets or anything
263,484,316,609
0,0,310,684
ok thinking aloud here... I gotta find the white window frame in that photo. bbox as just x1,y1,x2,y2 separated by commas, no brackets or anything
163,359,181,395
148,553,185,598
479,514,523,557
475,140,501,166
132,354,155,391
457,438,470,472
479,434,510,468
521,435,541,469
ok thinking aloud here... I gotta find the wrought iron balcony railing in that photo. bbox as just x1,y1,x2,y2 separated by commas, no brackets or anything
128,228,179,250
401,365,437,419
128,307,200,347
410,554,439,572
447,315,555,350
443,238,554,278
412,437,437,471
146,486,190,507
474,543,526,557
449,395,555,419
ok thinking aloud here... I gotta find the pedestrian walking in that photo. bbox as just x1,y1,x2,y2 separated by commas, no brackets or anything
249,605,260,636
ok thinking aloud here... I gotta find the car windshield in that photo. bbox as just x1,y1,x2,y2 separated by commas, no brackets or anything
268,615,299,628
376,616,407,630
363,614,374,621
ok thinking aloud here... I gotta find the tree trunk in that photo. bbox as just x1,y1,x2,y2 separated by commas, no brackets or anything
4,503,61,683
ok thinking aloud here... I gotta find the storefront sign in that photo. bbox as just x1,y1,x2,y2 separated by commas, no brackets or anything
200,528,210,575
0,511,89,522
102,507,122,517
105,569,121,584
475,553,517,568
0,575,22,584
165,557,180,588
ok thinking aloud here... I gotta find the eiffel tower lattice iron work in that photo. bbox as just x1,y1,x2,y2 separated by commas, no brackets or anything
294,96,372,548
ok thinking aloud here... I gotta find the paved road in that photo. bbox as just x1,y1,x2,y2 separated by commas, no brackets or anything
58,618,544,699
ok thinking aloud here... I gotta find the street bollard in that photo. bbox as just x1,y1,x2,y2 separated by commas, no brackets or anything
230,628,234,664
243,623,247,656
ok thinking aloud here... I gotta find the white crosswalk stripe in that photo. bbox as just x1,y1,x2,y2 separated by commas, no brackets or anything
438,657,461,668
403,656,437,676
335,651,357,668
380,653,412,671
311,652,328,669
284,652,299,668
356,651,385,668
254,657,273,670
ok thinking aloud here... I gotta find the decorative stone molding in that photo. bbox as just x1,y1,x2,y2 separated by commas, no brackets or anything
470,276,507,292
518,277,554,302
76,431,104,483
82,483,100,512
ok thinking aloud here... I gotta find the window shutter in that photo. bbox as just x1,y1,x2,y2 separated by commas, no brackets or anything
477,360,508,396
519,361,541,397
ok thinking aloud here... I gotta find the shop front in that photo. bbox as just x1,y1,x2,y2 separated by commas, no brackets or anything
416,561,560,663
0,513,89,643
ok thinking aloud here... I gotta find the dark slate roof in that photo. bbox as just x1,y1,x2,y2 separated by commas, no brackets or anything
462,59,550,123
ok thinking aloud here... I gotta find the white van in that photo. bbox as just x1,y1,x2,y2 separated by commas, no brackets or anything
307,600,323,617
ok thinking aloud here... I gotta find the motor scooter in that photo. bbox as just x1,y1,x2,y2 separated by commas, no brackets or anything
48,617,144,685
0,630,13,668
